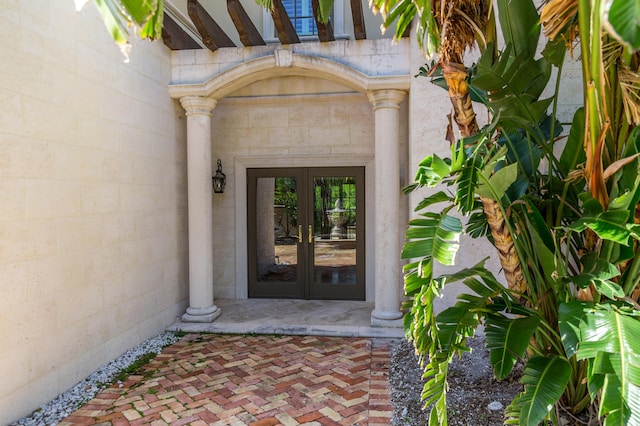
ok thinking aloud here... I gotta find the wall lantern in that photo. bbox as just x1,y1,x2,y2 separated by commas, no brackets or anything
212,159,226,194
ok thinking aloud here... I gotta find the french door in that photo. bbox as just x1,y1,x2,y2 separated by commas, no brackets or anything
247,167,365,300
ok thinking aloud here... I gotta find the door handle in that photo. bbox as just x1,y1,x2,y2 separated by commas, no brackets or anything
308,225,313,243
298,225,302,243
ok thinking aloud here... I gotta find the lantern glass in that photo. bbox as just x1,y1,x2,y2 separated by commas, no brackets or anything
212,159,226,193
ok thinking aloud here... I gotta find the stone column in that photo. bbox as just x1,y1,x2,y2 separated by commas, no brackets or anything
180,96,221,322
367,89,407,327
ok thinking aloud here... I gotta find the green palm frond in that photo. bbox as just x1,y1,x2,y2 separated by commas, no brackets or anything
80,0,164,60
414,154,453,187
413,191,455,212
370,0,439,55
472,43,553,130
402,212,463,269
455,155,482,213
422,359,449,426
495,0,540,58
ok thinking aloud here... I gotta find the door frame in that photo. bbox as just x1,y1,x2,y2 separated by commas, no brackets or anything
233,155,375,301
247,166,365,300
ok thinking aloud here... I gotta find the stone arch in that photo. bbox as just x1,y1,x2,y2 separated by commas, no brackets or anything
168,50,410,101
169,49,410,327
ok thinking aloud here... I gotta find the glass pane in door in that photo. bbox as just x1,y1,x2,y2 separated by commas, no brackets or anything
312,176,357,287
256,176,299,284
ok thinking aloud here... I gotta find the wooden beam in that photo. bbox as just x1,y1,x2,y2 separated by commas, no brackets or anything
162,14,201,50
350,0,366,40
270,0,300,44
187,0,235,52
312,0,335,42
227,0,266,46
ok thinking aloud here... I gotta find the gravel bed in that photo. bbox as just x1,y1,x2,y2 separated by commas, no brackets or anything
390,334,524,425
10,332,179,426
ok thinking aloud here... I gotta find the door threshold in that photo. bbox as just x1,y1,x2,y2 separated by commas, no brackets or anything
166,299,404,338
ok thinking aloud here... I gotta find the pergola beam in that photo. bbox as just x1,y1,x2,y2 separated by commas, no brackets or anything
227,0,266,46
270,0,301,44
350,0,366,40
162,14,201,50
312,0,335,42
188,0,235,52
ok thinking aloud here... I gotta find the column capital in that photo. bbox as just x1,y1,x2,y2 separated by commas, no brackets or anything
367,89,406,110
180,96,218,116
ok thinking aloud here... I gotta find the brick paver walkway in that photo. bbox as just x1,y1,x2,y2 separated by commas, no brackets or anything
59,334,393,425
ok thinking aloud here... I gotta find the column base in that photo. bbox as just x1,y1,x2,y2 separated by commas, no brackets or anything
371,309,404,328
181,305,221,323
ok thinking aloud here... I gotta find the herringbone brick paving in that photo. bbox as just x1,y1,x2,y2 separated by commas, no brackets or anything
58,334,393,425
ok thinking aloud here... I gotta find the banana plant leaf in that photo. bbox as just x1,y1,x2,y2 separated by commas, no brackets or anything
422,359,449,425
568,209,634,246
476,163,518,200
413,191,454,212
499,127,541,180
82,0,164,60
568,253,624,299
496,0,540,58
604,0,640,51
558,108,586,177
559,302,640,425
454,155,481,214
466,210,490,239
485,314,540,380
414,154,452,187
505,355,572,426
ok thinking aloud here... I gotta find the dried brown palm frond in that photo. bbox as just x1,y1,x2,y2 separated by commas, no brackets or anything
619,65,640,125
540,0,579,41
565,164,585,182
435,0,489,63
601,39,625,70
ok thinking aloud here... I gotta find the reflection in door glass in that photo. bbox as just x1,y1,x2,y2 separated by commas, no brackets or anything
256,177,298,283
313,176,357,285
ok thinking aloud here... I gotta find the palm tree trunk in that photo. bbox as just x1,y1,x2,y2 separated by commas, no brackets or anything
443,62,527,294
480,196,527,294
442,63,479,136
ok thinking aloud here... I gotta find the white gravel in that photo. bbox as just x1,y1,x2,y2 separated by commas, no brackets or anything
10,332,179,426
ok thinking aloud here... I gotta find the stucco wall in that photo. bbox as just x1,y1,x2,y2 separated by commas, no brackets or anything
0,3,187,423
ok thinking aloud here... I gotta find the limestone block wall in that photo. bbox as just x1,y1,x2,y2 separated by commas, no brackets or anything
0,3,187,423
170,38,411,86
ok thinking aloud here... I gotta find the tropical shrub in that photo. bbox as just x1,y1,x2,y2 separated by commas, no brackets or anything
372,0,640,424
